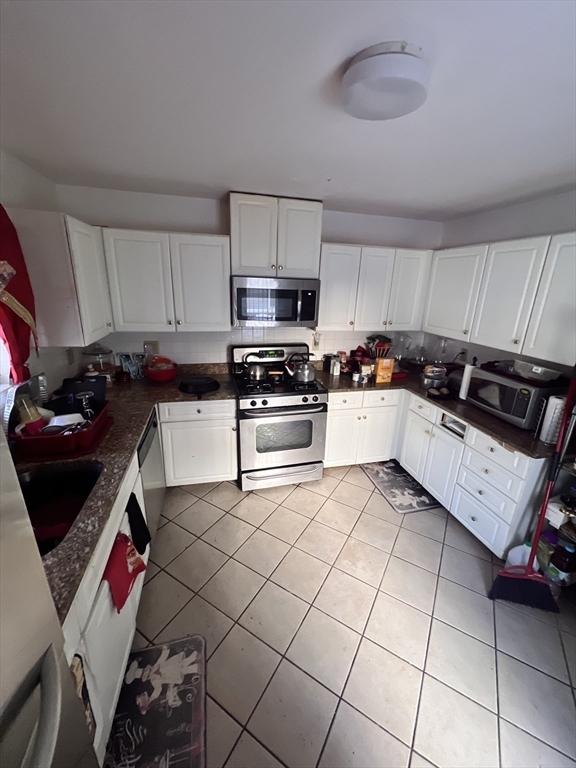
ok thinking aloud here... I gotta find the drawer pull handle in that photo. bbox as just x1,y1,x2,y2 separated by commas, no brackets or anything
342,399,347,403
197,408,202,414
489,447,495,453
349,321,354,326
232,426,237,432
477,490,484,496
425,429,431,435
381,397,385,401
357,416,362,421
470,516,477,522
483,468,489,474
417,405,423,410
363,415,367,420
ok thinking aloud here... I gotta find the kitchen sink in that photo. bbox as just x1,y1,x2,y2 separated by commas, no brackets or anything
18,460,104,555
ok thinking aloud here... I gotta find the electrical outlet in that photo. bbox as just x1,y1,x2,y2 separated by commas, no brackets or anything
143,340,159,356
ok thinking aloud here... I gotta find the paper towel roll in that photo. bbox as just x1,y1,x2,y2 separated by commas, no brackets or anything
459,363,474,400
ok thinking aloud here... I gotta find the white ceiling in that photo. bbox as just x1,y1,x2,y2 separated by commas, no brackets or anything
1,0,575,219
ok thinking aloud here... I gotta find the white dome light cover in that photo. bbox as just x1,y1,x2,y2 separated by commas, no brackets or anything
342,41,430,121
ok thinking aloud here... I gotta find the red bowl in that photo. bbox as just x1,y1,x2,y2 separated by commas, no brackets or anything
144,366,177,384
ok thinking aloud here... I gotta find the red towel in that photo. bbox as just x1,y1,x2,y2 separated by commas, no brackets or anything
102,533,146,612
0,205,37,383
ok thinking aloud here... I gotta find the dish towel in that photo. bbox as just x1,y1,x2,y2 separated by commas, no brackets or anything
103,533,146,612
127,492,151,555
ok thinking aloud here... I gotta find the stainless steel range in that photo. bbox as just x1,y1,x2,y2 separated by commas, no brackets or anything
231,344,327,491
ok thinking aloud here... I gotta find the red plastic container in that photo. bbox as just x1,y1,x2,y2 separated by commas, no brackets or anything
12,402,112,461
144,366,177,384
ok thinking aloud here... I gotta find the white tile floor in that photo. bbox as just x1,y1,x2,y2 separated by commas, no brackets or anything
136,467,576,768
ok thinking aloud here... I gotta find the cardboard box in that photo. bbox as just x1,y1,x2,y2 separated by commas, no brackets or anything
375,358,394,384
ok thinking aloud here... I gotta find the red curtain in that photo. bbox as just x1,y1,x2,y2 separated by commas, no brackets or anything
0,205,37,383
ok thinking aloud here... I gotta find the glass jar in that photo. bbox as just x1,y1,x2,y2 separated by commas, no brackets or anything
82,343,115,383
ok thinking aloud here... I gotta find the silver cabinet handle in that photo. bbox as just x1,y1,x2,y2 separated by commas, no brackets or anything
382,321,387,326
167,319,173,325
380,396,386,401
349,321,354,326
489,447,495,453
478,490,484,495
513,339,519,344
425,429,431,435
356,416,361,420
232,426,237,431
278,264,284,271
363,415,367,420
470,515,477,522
197,408,202,413
483,468,489,474
463,329,469,335
342,399,347,403
388,320,393,325
271,264,277,270
417,405,423,410
106,321,112,327
177,320,183,325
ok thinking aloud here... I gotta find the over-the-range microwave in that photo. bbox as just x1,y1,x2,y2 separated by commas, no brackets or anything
231,276,320,328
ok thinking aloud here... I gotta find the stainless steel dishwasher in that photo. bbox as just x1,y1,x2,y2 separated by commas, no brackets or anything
138,411,166,538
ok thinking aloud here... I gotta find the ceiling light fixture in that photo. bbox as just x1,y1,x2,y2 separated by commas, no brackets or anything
342,41,430,121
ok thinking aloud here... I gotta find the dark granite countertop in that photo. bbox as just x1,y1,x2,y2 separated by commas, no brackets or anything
20,373,236,624
316,371,554,460
27,365,551,625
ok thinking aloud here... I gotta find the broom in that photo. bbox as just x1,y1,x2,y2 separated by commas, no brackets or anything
488,375,576,612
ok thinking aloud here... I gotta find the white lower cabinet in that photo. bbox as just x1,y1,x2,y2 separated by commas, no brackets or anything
325,393,400,467
162,419,237,485
422,425,464,509
451,485,510,557
399,410,431,482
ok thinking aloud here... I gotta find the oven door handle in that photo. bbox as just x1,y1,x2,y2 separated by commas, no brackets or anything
242,406,326,417
245,465,321,482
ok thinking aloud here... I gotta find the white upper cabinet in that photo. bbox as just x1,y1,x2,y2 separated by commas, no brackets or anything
104,229,174,332
522,232,576,366
6,208,113,347
230,193,278,276
318,244,361,330
169,234,231,331
388,249,432,331
423,245,489,341
64,216,114,345
230,192,322,277
354,248,395,331
276,198,322,278
470,237,549,353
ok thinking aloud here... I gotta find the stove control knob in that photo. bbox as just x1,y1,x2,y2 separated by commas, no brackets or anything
262,399,268,406
250,400,257,407
312,395,319,402
302,396,309,403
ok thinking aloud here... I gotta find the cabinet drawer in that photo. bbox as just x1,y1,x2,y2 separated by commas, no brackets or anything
462,447,524,501
457,465,517,524
159,399,236,422
465,427,529,478
452,485,510,558
408,394,437,423
362,389,403,408
328,391,364,410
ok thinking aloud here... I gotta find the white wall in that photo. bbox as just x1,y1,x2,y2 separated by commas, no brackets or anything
442,188,576,247
55,183,444,248
0,150,59,210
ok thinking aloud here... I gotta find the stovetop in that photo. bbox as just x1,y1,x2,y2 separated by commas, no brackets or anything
233,374,327,398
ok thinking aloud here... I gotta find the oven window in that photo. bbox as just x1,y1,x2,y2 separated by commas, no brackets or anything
468,380,520,415
237,288,298,322
255,420,313,453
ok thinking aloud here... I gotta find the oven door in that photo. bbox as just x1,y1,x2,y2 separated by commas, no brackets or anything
239,405,327,470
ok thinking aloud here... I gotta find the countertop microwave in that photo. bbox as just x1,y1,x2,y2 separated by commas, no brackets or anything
449,367,566,431
231,276,320,328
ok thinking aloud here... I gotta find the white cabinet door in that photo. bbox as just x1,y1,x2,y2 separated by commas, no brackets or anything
104,229,174,331
318,244,361,330
523,232,576,365
277,198,322,278
357,407,399,463
423,245,488,341
471,237,549,353
388,249,432,331
354,248,395,331
325,410,362,467
162,420,237,485
399,410,431,484
170,234,230,331
230,193,278,276
64,216,113,344
422,427,464,509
